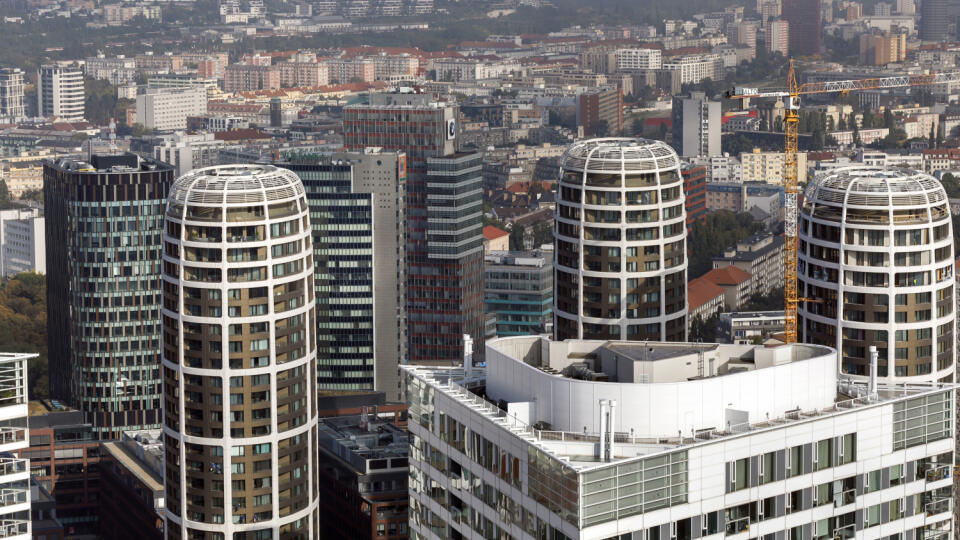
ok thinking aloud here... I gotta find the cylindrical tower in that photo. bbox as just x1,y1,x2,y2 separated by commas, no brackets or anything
161,165,318,539
798,166,955,383
554,138,688,342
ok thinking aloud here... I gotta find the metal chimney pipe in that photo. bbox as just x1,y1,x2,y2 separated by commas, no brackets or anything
608,399,617,461
598,399,608,461
868,345,878,396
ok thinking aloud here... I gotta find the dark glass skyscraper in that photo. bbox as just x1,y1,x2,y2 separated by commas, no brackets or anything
782,0,822,56
919,0,948,41
279,149,407,398
44,153,173,438
343,92,484,365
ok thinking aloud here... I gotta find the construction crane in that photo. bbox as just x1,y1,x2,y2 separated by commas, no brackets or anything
726,60,960,344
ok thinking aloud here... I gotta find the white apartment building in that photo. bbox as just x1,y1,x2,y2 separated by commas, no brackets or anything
740,149,808,185
0,352,34,540
405,336,956,540
0,208,43,277
434,58,521,82
662,54,723,84
37,64,84,122
83,55,138,86
0,69,25,121
614,48,663,71
152,132,237,177
135,87,207,131
370,53,420,80
720,310,786,344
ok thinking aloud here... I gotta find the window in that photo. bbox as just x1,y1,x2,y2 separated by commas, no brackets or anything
814,439,833,471
838,433,855,465
759,452,774,485
728,458,748,492
787,445,802,478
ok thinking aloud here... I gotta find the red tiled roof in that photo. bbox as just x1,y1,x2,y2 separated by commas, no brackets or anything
687,278,725,311
482,225,509,240
700,265,752,286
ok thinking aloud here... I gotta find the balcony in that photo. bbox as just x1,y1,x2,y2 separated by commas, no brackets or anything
0,488,26,509
0,519,27,538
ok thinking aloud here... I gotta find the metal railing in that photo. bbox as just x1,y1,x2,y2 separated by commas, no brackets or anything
0,489,26,508
0,459,26,478
0,519,27,538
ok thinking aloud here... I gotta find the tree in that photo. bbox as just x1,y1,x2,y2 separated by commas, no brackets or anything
0,272,48,398
689,312,720,342
508,226,524,250
930,124,936,149
658,122,668,141
937,121,945,146
0,181,10,208
774,115,783,132
883,109,895,130
687,210,766,278
941,173,960,198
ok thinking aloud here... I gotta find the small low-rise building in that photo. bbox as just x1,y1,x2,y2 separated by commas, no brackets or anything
481,225,509,253
721,310,787,344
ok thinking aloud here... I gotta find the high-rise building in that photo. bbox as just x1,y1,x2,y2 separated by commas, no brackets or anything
798,166,956,383
0,208,44,277
782,0,821,56
278,149,407,398
343,92,485,365
484,249,553,336
37,64,84,122
0,352,34,540
766,19,790,56
554,138,688,342
672,91,721,158
919,0,948,41
0,68,25,120
161,164,319,539
577,86,623,137
404,336,957,540
44,154,173,438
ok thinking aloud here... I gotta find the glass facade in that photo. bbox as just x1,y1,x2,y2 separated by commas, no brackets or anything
484,252,553,336
282,162,376,390
344,96,485,365
44,154,173,439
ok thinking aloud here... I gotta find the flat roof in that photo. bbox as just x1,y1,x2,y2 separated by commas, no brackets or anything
603,342,718,363
101,442,164,492
404,363,955,472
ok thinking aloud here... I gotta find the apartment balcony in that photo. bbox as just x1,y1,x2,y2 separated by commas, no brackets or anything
0,430,25,454
0,459,26,481
0,519,28,539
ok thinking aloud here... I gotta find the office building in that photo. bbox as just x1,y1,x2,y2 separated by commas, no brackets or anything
37,64,84,122
17,404,101,536
343,92,485,365
484,250,553,337
782,0,821,56
0,208,44,277
682,164,707,233
0,353,33,540
404,336,955,540
316,414,409,540
672,92,721,157
798,166,955,382
44,154,173,438
554,138,688,342
279,149,406,398
83,55,138,86
919,0,948,42
99,430,164,540
0,68,25,121
162,164,319,539
766,19,790,56
577,86,623,137
136,88,208,132
661,54,723,85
